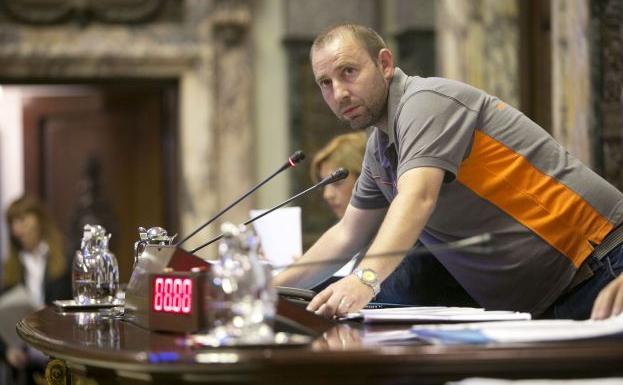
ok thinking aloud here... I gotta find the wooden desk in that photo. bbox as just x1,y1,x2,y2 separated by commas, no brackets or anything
17,306,623,385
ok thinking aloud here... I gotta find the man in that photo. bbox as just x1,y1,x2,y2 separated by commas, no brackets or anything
310,132,478,307
273,24,623,320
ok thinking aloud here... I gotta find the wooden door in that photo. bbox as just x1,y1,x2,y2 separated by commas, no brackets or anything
22,84,178,283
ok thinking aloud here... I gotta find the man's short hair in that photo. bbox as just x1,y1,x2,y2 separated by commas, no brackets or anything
311,23,387,61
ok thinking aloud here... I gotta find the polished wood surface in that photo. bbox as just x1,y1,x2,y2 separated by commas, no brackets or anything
18,306,623,385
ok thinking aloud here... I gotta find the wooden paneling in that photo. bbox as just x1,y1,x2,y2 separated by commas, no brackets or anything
22,84,178,283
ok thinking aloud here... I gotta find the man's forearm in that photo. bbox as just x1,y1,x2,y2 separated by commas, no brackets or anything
358,190,436,282
272,221,362,288
357,167,444,283
273,205,387,289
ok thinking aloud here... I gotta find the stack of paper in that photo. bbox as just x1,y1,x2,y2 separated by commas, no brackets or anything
451,378,623,385
410,314,623,344
346,306,531,323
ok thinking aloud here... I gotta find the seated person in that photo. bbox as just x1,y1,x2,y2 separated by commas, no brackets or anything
1,195,71,384
309,133,476,306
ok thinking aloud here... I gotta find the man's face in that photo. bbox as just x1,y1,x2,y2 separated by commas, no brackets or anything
311,35,391,130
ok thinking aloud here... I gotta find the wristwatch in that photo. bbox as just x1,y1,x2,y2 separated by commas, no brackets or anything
352,267,381,296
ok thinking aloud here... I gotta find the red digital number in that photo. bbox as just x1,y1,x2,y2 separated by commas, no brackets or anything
153,277,164,311
153,276,193,314
172,279,182,312
163,278,173,312
182,279,192,313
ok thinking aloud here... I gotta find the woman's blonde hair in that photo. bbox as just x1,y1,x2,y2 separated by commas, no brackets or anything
3,195,66,289
310,132,368,183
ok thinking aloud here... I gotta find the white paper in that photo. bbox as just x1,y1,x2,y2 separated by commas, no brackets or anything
349,306,531,323
250,206,302,269
360,328,418,345
451,378,623,385
411,314,623,344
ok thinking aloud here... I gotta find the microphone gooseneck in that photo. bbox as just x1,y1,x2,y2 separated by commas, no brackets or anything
269,232,495,270
190,168,349,254
177,150,306,247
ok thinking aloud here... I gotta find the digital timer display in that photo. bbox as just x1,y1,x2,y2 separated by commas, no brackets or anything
149,271,204,333
152,277,193,314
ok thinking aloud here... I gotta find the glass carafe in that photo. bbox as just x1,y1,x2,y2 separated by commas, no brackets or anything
203,223,276,345
72,224,119,304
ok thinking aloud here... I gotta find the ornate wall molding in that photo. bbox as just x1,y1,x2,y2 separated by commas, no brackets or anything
0,0,227,256
212,0,251,46
0,0,165,26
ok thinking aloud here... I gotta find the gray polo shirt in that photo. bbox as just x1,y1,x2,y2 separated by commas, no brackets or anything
351,68,623,315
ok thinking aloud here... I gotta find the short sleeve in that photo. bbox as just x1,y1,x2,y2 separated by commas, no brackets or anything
394,91,479,182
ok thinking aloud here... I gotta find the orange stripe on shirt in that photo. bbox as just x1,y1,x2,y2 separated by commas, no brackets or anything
457,130,613,267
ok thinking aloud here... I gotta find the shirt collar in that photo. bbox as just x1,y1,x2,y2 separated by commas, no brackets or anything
386,67,409,148
370,67,408,162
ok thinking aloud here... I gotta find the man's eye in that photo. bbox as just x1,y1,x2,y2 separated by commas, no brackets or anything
344,67,356,76
319,79,331,88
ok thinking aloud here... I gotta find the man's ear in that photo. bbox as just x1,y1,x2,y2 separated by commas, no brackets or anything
377,48,394,80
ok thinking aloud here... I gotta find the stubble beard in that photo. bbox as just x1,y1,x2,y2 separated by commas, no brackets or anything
340,74,388,131
342,104,377,130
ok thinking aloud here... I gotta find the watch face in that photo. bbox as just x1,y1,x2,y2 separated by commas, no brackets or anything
362,270,376,283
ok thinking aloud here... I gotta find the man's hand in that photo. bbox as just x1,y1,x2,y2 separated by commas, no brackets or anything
306,274,375,318
591,274,623,319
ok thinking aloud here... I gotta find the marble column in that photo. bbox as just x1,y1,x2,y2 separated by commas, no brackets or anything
210,0,255,254
551,0,592,165
436,0,520,107
592,0,623,190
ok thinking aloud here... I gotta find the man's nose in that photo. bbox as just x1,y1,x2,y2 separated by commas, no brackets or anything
333,80,349,101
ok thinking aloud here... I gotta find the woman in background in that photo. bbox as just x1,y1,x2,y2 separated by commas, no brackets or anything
311,132,367,220
1,195,71,383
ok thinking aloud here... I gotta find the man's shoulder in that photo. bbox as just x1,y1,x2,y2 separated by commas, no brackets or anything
405,75,482,96
401,75,488,113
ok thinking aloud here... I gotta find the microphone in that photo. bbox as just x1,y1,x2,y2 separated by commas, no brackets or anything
177,150,306,247
190,168,349,253
270,232,494,270
319,168,349,186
